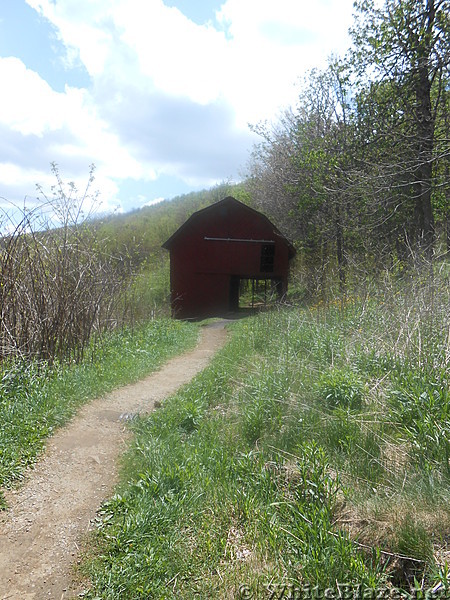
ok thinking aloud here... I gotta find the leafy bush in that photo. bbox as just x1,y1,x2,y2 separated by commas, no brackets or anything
389,381,449,474
317,368,364,410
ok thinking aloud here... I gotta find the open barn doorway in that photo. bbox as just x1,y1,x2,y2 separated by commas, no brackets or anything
229,276,283,313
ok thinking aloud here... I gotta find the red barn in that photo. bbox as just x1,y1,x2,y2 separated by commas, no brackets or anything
162,196,296,319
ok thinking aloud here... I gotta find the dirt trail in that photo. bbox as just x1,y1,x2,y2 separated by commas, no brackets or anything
0,322,228,600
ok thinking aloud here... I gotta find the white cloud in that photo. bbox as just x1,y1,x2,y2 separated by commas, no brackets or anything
26,0,355,127
26,0,119,76
113,0,228,105
144,196,164,206
0,54,151,208
215,0,355,125
4,0,356,213
0,57,67,136
0,162,50,195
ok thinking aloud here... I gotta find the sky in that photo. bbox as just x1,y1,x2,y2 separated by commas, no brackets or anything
0,0,356,218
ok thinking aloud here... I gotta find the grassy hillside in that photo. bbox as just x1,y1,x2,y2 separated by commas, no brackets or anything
1,168,448,596
81,275,449,598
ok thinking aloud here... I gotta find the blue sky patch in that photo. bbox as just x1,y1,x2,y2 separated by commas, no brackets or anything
163,0,224,25
0,0,90,91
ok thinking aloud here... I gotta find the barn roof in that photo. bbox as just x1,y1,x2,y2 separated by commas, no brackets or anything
162,196,296,259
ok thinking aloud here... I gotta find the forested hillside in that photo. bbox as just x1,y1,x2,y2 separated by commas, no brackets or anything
93,181,247,268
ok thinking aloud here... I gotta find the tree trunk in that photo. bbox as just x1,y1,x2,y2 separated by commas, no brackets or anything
412,0,437,261
335,208,346,293
413,65,435,260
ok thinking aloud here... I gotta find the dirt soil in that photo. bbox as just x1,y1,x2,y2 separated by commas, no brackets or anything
0,322,228,600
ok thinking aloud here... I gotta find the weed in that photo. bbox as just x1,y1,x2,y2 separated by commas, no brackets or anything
317,368,364,410
396,517,434,564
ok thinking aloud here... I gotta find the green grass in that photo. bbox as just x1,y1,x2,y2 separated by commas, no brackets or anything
81,280,449,598
0,319,198,498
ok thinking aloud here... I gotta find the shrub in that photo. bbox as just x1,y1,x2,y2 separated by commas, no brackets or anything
317,368,364,410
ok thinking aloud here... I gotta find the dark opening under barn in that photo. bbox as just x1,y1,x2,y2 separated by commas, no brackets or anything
162,196,296,319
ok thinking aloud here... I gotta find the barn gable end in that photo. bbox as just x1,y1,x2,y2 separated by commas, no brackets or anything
162,197,296,319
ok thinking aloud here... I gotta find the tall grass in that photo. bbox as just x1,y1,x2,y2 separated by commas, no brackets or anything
81,273,449,598
0,319,198,501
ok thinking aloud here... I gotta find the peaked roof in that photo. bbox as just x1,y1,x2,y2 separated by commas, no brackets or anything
162,196,296,258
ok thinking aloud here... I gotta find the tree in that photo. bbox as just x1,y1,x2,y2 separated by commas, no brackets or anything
247,63,363,294
245,0,449,294
351,0,450,259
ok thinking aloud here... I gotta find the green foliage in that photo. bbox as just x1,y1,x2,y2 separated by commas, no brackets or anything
246,0,449,294
317,368,364,410
389,377,449,474
395,517,434,564
122,258,171,320
240,365,287,444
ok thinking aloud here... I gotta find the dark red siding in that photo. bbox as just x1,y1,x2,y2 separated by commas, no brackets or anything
162,197,295,319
